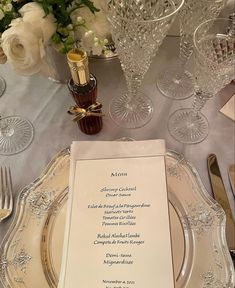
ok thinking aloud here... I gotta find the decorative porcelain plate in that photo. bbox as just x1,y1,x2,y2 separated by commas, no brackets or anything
0,149,234,288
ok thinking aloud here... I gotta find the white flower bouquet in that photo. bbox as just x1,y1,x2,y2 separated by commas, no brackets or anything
0,0,111,75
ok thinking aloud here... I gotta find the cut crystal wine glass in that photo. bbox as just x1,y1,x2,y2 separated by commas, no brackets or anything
107,0,184,129
0,76,6,97
0,116,34,155
168,18,235,144
156,0,225,100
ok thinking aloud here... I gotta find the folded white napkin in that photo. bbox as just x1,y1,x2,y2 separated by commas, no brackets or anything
58,140,174,288
220,94,235,122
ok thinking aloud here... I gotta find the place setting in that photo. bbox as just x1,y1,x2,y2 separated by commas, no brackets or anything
0,0,234,288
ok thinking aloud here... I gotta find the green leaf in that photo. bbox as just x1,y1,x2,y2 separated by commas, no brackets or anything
57,26,69,37
0,12,15,33
51,33,61,44
59,47,66,54
65,35,75,45
80,0,100,14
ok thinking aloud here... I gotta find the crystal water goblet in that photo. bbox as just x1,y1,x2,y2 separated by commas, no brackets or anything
0,76,6,97
0,115,34,155
168,18,235,144
107,0,184,129
156,0,225,100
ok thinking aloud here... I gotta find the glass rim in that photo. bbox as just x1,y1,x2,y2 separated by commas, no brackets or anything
193,17,234,62
107,0,185,24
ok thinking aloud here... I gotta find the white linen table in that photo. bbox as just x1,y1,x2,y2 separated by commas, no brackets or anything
0,36,234,288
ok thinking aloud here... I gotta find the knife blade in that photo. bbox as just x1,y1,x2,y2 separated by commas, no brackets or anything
228,165,235,196
207,154,235,260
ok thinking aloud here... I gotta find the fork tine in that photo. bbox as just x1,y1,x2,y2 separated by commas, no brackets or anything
8,167,13,211
3,167,12,210
0,167,3,209
0,166,13,221
3,167,9,209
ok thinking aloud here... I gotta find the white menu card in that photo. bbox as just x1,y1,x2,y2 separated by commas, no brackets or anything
220,94,235,122
59,140,175,288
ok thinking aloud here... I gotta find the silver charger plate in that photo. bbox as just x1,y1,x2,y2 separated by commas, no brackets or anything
0,148,234,288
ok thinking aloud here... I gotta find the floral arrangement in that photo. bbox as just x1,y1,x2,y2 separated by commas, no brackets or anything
0,0,111,75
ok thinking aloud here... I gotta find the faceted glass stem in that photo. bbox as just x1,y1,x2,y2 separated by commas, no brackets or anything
125,73,143,103
192,91,209,115
156,29,195,100
179,32,193,71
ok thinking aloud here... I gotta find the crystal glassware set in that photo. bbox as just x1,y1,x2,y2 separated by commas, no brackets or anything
0,0,234,155
107,0,234,144
168,18,235,143
156,0,226,100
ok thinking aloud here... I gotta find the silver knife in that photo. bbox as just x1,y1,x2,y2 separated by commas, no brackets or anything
207,154,235,263
228,165,235,196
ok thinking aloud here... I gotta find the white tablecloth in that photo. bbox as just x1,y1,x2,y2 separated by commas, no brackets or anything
0,36,234,287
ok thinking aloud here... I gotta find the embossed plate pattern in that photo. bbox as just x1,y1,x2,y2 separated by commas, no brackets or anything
0,149,234,288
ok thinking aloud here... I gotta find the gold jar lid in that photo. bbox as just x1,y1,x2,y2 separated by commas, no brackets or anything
67,49,90,85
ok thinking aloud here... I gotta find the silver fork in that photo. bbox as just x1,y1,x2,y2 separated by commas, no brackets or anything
0,167,13,222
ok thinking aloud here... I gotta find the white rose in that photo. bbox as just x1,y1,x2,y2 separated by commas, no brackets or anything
0,32,7,64
20,3,56,43
1,3,56,75
2,20,46,75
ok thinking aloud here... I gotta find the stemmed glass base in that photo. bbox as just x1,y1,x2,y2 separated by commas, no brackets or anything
168,108,209,144
0,116,34,155
109,93,153,129
0,77,6,97
156,62,195,100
